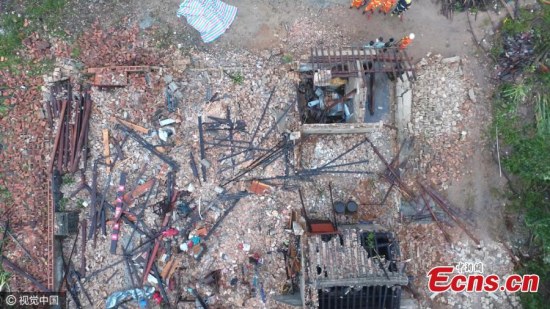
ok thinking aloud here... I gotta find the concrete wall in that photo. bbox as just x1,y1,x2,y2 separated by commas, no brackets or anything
301,122,382,135
395,74,412,143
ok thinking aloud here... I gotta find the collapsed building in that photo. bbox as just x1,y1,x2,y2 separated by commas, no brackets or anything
307,227,406,309
272,46,417,308
36,43,422,308
297,46,415,134
280,204,409,308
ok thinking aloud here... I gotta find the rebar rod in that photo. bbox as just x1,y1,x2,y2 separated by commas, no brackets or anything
249,86,277,149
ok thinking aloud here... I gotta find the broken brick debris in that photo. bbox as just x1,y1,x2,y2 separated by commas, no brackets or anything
248,180,272,195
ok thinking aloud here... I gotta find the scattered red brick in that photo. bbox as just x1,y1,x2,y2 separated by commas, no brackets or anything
248,180,272,195
77,22,161,68
0,69,51,292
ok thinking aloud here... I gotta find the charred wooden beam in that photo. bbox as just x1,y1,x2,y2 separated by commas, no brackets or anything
80,219,87,276
249,86,276,151
420,191,452,243
49,100,68,173
189,151,201,185
115,124,179,171
198,116,207,182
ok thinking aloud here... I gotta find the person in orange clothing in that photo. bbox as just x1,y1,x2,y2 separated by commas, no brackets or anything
397,33,415,49
350,0,364,9
363,0,383,18
381,0,396,14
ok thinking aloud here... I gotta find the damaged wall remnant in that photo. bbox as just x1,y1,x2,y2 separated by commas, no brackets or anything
297,46,416,135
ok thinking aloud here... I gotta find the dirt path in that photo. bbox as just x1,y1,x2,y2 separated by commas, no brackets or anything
221,0,475,59
65,1,478,59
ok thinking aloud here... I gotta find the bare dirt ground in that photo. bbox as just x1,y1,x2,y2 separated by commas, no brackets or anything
63,0,482,58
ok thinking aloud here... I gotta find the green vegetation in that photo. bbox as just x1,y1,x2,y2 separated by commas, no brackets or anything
0,268,10,292
224,70,245,85
366,232,375,249
71,45,81,58
281,54,293,64
0,246,10,292
0,226,11,292
0,98,10,117
492,6,550,306
27,58,56,77
62,175,75,185
0,0,67,69
501,8,541,36
58,197,69,211
437,0,490,18
0,186,11,204
489,35,504,60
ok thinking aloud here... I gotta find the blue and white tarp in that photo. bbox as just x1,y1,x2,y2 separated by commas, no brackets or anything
177,0,238,43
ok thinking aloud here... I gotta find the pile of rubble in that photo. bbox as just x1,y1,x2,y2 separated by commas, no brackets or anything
49,38,314,307
46,34,419,306
408,54,475,189
0,14,517,309
398,222,521,308
444,240,521,309
300,133,388,172
77,22,160,68
498,30,535,81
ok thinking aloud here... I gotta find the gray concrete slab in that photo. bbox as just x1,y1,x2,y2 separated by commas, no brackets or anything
395,74,412,143
364,62,391,123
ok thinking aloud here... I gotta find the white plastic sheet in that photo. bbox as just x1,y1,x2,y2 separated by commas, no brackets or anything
176,0,238,43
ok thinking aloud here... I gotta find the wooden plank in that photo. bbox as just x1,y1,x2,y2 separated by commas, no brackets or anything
103,129,111,174
161,258,175,279
123,179,155,204
110,117,150,134
248,180,273,195
49,100,68,173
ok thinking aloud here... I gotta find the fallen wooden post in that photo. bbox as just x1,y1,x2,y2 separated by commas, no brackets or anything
70,89,92,172
249,86,276,150
4,225,37,263
80,219,87,276
115,124,179,171
189,151,201,185
111,117,150,135
123,179,155,204
142,215,171,285
103,129,111,174
49,100,68,173
198,116,207,182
